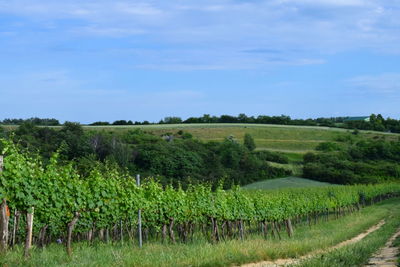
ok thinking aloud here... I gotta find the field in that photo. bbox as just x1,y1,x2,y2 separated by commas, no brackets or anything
3,123,398,154
242,176,333,190
79,123,398,153
1,124,400,267
82,123,398,177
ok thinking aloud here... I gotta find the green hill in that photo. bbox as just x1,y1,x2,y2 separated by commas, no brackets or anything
80,123,397,153
242,176,334,190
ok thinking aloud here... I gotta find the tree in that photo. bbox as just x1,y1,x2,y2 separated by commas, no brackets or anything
163,117,182,124
243,133,256,151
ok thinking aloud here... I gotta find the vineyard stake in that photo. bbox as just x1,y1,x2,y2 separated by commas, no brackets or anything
24,207,34,258
136,174,142,248
0,155,9,253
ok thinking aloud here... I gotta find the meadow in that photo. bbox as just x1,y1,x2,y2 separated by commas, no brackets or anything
81,123,399,152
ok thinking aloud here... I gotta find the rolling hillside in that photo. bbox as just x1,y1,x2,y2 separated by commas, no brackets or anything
79,123,398,153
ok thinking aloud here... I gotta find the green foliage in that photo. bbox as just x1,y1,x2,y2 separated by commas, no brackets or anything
1,139,400,240
243,177,332,190
303,139,400,184
244,133,256,151
0,117,60,126
161,117,183,124
254,150,289,164
315,142,341,152
5,123,291,188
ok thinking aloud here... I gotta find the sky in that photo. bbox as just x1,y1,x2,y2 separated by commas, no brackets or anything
0,0,400,123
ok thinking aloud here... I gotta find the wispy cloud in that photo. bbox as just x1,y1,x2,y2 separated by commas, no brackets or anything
347,73,400,94
1,0,399,70
278,0,368,7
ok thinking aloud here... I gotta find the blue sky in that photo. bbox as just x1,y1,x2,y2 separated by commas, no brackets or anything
1,0,400,123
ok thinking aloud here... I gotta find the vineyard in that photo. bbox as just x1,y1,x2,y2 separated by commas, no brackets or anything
0,138,400,260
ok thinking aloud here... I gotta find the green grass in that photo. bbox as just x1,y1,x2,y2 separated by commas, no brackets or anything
281,152,304,163
294,201,400,267
243,177,333,190
394,235,400,266
4,123,398,153
82,123,397,152
2,198,399,267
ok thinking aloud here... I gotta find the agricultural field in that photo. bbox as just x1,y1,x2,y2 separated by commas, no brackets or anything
2,198,399,267
80,123,399,153
3,123,395,152
1,124,400,266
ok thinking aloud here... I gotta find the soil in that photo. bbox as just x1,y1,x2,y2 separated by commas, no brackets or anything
364,227,400,267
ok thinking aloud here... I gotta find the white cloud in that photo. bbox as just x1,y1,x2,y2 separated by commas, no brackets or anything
1,0,400,70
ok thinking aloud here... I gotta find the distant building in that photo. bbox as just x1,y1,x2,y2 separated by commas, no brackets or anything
343,116,370,122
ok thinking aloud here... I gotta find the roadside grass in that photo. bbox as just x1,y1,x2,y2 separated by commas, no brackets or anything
2,198,399,267
293,204,400,267
242,177,333,190
392,235,400,266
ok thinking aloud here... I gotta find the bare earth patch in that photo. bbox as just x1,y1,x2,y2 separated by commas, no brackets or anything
364,227,400,267
240,220,386,267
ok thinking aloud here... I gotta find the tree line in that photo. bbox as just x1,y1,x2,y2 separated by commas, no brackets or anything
2,113,400,133
303,137,400,184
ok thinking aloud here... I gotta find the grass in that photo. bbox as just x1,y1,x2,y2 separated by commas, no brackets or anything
83,123,397,152
394,235,400,266
2,198,399,267
4,123,398,153
267,162,303,176
294,201,400,267
242,177,333,190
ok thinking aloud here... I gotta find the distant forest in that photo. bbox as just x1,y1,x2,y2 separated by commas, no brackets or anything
1,113,400,133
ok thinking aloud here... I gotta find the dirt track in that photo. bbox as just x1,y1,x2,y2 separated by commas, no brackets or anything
240,220,386,267
364,227,400,267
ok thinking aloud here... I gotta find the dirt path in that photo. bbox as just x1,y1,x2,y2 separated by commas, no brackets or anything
240,220,386,267
364,227,400,267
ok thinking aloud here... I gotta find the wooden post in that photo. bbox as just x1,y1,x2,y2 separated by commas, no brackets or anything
136,174,142,248
66,212,80,256
0,155,9,253
11,210,20,247
24,207,34,258
285,219,293,237
99,229,104,241
0,199,9,252
239,220,244,241
120,220,123,244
